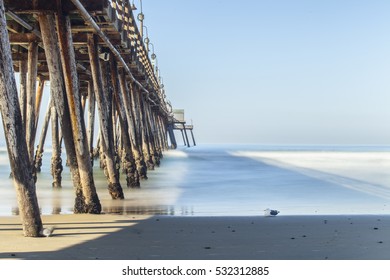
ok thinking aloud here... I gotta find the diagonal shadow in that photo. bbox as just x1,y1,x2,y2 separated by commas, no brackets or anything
1,214,390,260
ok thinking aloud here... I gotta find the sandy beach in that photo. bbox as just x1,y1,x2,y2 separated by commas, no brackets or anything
1,146,390,261
1,214,389,260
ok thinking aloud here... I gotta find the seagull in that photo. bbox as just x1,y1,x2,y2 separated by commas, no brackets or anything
40,226,56,237
264,208,280,217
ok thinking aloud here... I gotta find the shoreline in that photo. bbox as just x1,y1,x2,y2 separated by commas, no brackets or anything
1,214,390,260
2,146,390,217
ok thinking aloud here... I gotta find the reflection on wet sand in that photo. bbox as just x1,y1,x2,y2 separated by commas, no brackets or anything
7,185,185,216
10,205,196,216
3,149,188,217
102,205,176,215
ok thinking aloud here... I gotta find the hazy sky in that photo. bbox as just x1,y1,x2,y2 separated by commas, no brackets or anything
2,1,390,146
141,0,390,145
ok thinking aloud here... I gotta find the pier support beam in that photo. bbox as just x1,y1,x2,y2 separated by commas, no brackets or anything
0,0,43,236
55,10,101,212
87,33,123,199
39,13,84,211
39,12,100,213
26,41,38,162
19,59,27,129
118,70,142,186
182,124,190,147
34,100,51,172
137,90,154,170
34,76,45,131
87,81,95,164
145,104,160,167
158,115,169,150
51,104,62,188
167,123,177,149
129,82,147,179
190,129,197,146
180,128,187,146
110,57,139,187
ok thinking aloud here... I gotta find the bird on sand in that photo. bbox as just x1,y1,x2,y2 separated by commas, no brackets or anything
40,226,56,237
264,208,280,216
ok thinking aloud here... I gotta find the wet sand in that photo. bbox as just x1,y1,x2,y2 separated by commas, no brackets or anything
1,214,390,260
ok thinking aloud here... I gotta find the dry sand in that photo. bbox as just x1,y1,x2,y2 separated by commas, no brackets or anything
0,214,390,260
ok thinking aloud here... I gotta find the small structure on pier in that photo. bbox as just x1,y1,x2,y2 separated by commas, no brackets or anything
168,109,196,148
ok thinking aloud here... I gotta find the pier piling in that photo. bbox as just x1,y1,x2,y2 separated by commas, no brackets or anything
26,41,38,162
0,0,43,236
88,33,123,199
51,103,62,188
34,99,51,173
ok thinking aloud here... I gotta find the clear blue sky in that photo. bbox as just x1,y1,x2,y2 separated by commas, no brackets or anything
142,0,390,145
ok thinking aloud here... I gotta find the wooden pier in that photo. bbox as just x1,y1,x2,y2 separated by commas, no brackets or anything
0,0,191,237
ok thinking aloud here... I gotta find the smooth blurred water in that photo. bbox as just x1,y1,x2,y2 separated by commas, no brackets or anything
1,144,390,216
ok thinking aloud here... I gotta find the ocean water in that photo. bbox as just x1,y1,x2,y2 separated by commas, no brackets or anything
1,144,390,216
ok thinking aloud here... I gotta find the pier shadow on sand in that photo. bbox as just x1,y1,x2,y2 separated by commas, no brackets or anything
1,214,390,260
